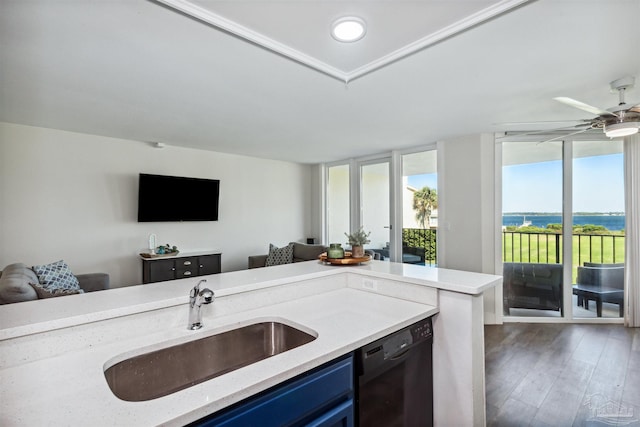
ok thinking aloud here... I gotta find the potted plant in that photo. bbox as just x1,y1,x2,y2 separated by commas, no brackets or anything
344,227,371,258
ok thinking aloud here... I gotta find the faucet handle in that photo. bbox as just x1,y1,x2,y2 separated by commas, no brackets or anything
191,279,207,298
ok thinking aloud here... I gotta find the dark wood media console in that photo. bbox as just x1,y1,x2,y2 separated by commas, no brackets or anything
141,251,221,284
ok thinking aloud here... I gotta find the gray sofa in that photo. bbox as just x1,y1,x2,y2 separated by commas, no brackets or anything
503,262,563,315
248,242,328,269
0,263,110,304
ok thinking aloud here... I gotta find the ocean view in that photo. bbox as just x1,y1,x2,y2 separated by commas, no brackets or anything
503,214,625,231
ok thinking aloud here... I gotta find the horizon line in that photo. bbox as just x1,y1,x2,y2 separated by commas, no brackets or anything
503,212,625,215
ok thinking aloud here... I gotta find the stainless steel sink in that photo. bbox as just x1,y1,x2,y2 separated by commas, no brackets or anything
104,321,316,402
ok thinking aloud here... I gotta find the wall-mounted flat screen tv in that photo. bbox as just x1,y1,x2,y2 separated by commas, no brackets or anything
137,173,220,222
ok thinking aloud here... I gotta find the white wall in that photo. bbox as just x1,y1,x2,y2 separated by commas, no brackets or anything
438,133,501,324
402,180,419,228
0,122,312,287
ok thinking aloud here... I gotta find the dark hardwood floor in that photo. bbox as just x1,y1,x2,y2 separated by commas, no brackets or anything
485,323,640,426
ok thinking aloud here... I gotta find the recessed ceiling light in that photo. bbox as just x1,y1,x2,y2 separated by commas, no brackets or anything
331,17,366,43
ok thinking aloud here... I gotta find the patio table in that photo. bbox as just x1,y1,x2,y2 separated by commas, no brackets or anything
572,284,624,317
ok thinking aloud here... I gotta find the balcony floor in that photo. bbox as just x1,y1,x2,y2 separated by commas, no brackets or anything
506,295,622,319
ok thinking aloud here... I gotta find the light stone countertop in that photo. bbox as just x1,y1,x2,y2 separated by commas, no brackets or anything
0,260,501,426
139,249,222,261
0,260,499,340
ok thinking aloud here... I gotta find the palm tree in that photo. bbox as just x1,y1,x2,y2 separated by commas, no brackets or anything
413,186,438,228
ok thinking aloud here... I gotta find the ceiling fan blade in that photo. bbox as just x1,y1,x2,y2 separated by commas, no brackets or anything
496,124,590,139
628,103,640,113
493,119,587,126
553,97,618,118
536,127,592,145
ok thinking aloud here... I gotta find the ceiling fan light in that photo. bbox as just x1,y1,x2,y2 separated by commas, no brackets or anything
604,121,640,138
331,17,366,43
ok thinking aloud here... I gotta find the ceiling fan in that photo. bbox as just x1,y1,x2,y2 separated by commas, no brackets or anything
501,76,640,142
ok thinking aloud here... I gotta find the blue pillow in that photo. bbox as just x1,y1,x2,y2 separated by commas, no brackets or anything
32,260,83,297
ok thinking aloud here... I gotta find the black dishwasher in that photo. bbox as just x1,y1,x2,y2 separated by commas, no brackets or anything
355,317,433,427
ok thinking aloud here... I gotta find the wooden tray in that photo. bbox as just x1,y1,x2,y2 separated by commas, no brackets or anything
319,252,372,265
139,251,179,259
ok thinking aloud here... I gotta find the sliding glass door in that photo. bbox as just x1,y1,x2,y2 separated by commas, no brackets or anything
501,137,626,321
324,148,439,265
360,160,391,257
326,164,351,245
502,140,565,318
401,150,437,266
572,140,625,319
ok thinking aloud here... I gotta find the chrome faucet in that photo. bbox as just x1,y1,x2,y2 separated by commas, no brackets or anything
188,279,214,330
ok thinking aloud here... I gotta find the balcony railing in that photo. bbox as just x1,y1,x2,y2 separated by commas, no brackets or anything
399,229,624,271
402,228,437,266
502,231,625,265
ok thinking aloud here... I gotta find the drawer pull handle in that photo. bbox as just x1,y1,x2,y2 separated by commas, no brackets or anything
183,271,192,276
183,261,192,266
199,265,204,268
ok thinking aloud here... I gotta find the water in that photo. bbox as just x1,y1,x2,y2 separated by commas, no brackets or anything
503,214,625,231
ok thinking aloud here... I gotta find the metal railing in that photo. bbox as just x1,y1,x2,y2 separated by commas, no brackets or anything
402,228,437,266
398,229,624,269
502,231,625,265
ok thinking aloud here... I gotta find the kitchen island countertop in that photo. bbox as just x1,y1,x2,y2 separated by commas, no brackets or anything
0,260,501,426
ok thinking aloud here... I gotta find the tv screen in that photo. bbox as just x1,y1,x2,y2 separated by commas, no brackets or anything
137,174,220,222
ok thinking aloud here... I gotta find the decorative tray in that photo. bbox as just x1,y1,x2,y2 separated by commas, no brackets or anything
319,252,372,265
139,251,180,259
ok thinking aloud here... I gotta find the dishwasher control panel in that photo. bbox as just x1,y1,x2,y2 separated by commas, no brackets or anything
360,317,433,366
410,318,433,341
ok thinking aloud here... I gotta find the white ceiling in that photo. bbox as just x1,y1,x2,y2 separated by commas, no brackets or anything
1,0,639,164
157,0,528,80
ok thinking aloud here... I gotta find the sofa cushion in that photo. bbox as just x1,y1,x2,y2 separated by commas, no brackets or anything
32,260,83,296
30,282,84,299
0,263,39,304
292,242,326,263
265,243,294,266
76,273,110,293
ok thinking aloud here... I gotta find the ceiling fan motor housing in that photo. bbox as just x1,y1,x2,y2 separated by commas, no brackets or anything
600,76,640,137
610,76,635,93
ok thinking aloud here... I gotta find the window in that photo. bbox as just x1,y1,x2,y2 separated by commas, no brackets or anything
402,150,437,266
572,141,624,319
326,164,350,245
324,148,439,264
501,137,625,320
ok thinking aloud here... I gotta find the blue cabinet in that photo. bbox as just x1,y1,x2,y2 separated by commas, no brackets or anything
192,354,354,427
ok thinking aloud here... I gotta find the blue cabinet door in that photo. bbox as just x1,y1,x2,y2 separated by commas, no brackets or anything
304,398,354,427
193,354,353,427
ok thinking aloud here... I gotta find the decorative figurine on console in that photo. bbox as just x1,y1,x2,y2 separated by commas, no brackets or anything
155,244,179,255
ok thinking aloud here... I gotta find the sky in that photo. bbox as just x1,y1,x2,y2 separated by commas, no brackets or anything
503,153,625,213
407,153,624,213
407,174,437,190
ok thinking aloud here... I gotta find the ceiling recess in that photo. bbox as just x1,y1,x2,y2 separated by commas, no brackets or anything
153,0,532,83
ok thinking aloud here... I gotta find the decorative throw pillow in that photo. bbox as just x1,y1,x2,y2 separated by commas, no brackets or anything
30,282,84,299
265,243,294,266
31,260,83,298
